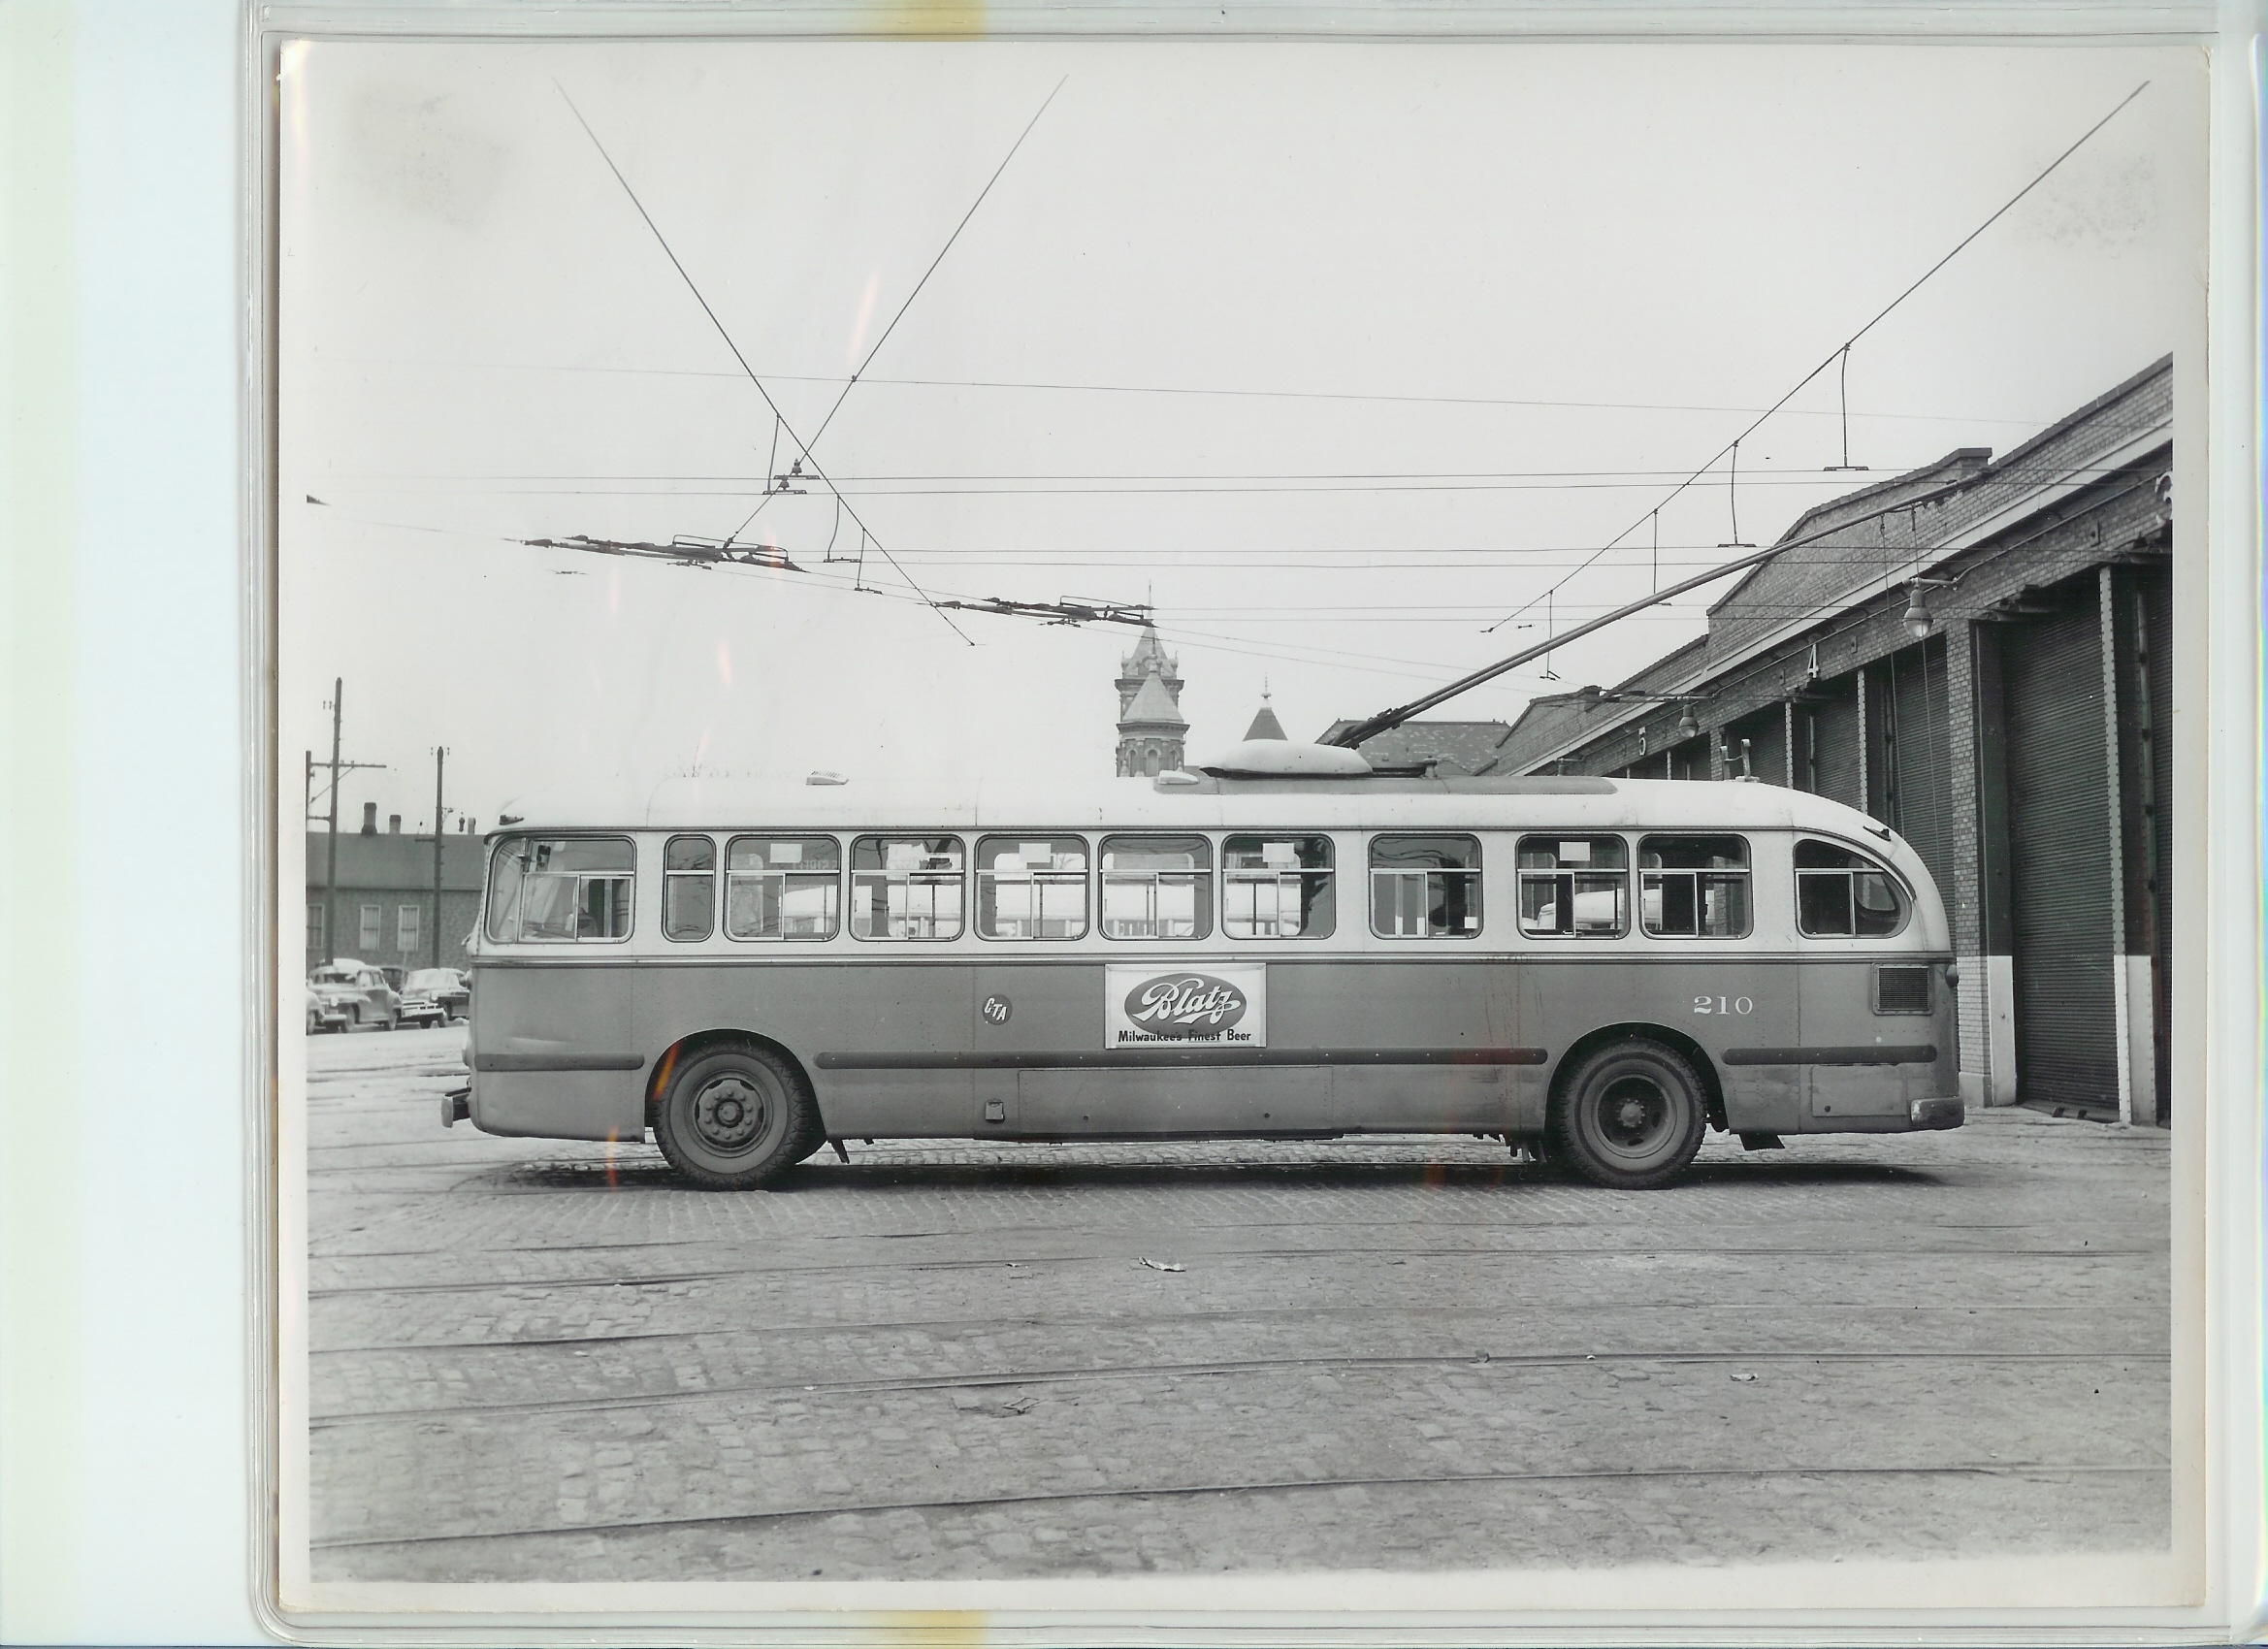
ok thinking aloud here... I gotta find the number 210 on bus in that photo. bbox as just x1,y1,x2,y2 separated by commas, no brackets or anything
441,760,1961,1191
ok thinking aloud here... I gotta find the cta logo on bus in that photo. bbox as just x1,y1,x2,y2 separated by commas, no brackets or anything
1124,973,1248,1037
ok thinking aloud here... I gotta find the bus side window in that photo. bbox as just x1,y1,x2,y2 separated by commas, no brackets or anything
663,834,716,941
1795,838,1910,937
1101,835,1212,939
1223,835,1334,939
1517,835,1629,937
485,835,635,943
852,836,966,940
1370,834,1482,939
725,835,841,940
975,835,1089,941
1638,835,1751,938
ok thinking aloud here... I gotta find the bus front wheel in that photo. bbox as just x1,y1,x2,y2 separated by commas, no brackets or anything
653,1042,815,1190
1547,1039,1707,1190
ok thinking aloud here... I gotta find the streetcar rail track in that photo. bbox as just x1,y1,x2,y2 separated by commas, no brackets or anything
308,1243,2165,1300
309,1296,2164,1357
308,1346,2164,1428
310,1460,2171,1553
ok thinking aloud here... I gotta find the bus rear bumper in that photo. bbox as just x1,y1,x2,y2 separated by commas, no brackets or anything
1908,1094,1964,1130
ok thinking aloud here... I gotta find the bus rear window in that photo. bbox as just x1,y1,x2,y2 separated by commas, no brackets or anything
852,836,965,940
1371,834,1482,938
726,836,841,940
1101,835,1212,940
1639,835,1750,938
485,836,634,943
1796,839,1909,937
976,835,1088,940
1223,835,1334,939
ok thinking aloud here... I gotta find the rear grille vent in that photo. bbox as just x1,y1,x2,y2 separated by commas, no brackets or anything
1874,965,1932,1016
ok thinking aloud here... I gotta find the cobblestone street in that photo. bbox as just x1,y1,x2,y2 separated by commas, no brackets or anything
302,1026,2171,1583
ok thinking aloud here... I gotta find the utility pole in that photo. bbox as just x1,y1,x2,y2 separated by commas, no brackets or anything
430,747,447,969
313,679,384,970
324,681,342,966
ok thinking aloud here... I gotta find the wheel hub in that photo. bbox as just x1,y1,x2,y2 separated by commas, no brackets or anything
1599,1077,1668,1149
693,1075,765,1149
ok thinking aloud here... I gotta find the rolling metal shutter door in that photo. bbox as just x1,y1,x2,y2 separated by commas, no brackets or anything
1809,676,1863,808
1888,637,1956,898
2002,598,2118,1111
2140,565,2174,1122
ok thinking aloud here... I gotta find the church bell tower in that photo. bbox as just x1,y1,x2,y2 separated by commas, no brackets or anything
1115,624,1187,777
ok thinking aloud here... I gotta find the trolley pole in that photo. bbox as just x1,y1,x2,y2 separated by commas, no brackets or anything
431,747,447,969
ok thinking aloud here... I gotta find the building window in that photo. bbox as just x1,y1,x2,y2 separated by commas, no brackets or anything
1517,835,1629,937
397,904,420,953
484,836,635,942
1639,835,1751,938
726,835,840,940
308,906,323,954
359,904,381,953
852,836,965,940
663,835,716,941
1795,838,1909,937
1223,835,1335,939
1100,835,1211,939
1370,834,1482,938
976,835,1089,940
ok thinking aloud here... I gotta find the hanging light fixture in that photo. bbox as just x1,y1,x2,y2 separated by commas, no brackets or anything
1676,704,1701,741
1900,576,1958,641
1901,582,1934,640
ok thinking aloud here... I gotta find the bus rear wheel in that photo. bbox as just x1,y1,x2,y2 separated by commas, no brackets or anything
1547,1039,1707,1190
653,1042,814,1190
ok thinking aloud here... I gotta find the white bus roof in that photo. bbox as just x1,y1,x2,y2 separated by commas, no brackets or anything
493,772,1901,842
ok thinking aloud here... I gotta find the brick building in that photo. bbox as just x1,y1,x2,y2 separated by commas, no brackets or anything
306,801,486,977
1496,357,2175,1127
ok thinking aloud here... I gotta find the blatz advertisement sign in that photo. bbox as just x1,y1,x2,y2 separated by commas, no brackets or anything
1104,963,1268,1050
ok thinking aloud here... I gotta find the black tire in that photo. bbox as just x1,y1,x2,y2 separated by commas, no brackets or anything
1546,1039,1708,1190
652,1042,816,1190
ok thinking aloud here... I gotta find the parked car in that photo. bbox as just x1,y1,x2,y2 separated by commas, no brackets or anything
308,960,399,1031
398,967,470,1029
305,984,350,1035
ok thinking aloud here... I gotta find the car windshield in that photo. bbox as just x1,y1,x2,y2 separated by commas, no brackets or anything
310,969,357,986
405,970,453,989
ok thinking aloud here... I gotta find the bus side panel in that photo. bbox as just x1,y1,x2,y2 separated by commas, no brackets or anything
1797,959,1959,1130
468,961,646,1142
1015,1067,1337,1136
1305,959,1521,1133
632,960,976,1138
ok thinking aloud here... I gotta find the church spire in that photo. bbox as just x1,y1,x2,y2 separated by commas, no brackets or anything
1115,621,1187,777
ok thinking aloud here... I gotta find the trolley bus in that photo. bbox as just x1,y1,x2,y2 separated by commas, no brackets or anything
445,764,1961,1189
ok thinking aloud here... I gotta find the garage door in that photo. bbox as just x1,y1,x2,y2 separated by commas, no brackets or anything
2001,587,2118,1113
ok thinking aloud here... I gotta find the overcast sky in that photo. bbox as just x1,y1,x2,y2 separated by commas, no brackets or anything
279,37,2204,830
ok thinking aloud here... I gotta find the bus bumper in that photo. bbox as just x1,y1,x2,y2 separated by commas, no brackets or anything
441,1083,471,1127
1908,1094,1963,1130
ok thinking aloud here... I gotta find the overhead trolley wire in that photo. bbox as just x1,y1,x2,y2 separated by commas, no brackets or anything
386,355,2056,429
800,79,1066,460
1483,78,2151,636
553,81,974,645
